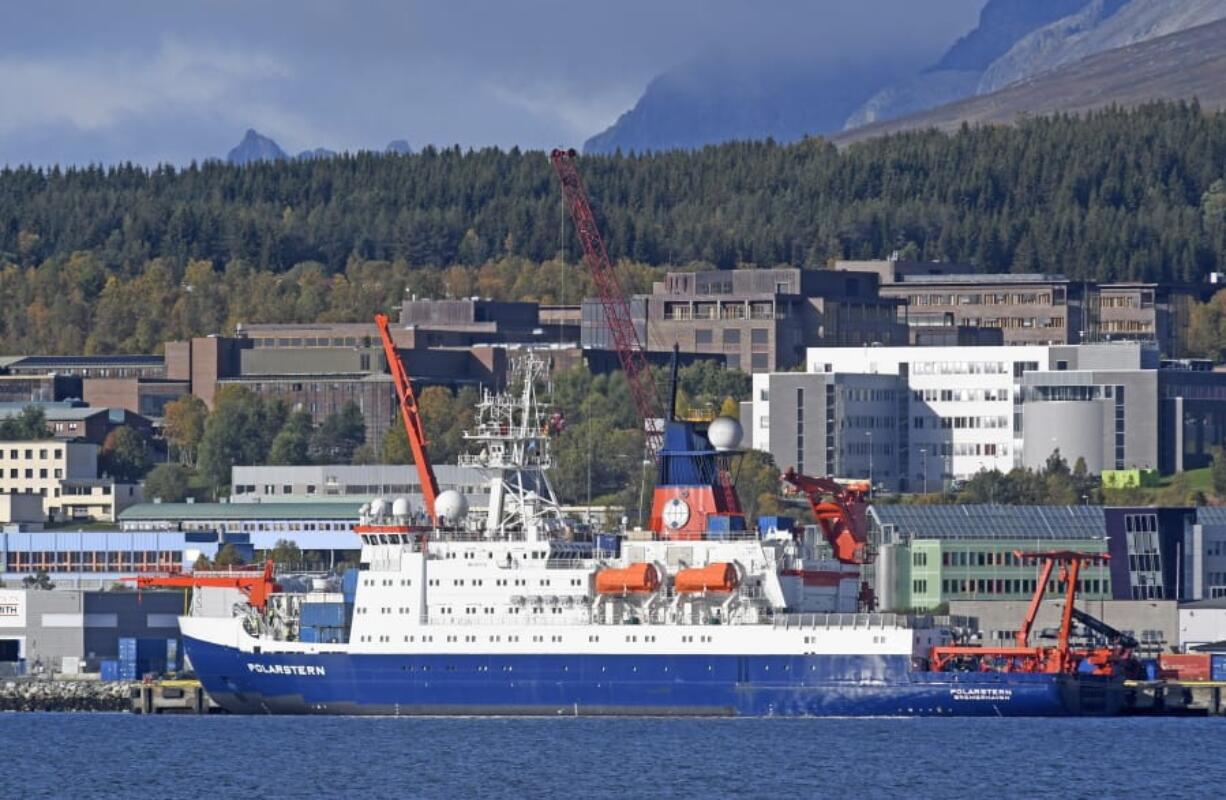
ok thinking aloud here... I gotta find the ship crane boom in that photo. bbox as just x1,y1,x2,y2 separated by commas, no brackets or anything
375,312,441,525
123,560,280,612
781,467,871,565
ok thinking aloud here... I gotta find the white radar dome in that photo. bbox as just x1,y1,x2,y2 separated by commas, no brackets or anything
708,416,743,451
369,498,388,518
391,497,411,518
435,490,469,522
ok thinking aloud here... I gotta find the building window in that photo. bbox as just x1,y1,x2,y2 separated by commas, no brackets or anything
722,329,740,345
695,329,712,345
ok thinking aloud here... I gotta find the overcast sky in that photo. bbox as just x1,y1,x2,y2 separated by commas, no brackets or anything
0,0,985,166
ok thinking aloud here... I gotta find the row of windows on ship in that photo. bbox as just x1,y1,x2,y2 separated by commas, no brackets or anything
363,577,587,588
353,632,721,644
359,540,557,562
357,606,574,616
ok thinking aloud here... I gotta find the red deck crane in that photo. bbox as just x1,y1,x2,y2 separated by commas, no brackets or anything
375,312,441,525
124,560,280,612
781,467,871,565
550,148,664,451
929,550,1135,676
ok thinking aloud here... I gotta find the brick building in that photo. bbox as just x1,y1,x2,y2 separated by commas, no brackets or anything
582,268,906,372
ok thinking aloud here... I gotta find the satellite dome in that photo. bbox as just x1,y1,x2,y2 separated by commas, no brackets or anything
391,497,411,518
369,498,388,518
708,416,743,451
359,502,371,516
435,489,469,523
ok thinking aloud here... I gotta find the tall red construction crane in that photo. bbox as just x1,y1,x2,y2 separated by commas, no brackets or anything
375,312,441,525
781,467,871,565
550,148,663,451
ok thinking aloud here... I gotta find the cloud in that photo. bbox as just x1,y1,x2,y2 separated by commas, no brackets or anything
0,38,288,135
0,1,987,165
484,80,644,143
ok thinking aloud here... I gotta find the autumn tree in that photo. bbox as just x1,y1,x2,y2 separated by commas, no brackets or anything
143,463,193,503
100,426,151,482
0,405,52,441
162,395,208,466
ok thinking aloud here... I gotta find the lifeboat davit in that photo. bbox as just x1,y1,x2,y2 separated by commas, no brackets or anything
595,563,661,594
674,562,739,593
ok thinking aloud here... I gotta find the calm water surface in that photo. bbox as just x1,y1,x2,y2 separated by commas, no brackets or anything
3,715,1222,799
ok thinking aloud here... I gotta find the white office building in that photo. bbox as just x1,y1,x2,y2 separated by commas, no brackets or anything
750,343,1160,491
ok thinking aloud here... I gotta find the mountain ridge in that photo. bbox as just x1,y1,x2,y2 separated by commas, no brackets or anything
833,16,1226,145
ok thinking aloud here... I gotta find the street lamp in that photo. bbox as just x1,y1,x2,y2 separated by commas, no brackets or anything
919,447,928,494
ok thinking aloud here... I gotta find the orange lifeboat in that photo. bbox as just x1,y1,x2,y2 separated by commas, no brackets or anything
674,562,739,593
595,563,661,595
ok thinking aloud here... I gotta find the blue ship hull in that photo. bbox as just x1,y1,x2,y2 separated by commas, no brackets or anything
184,636,1132,717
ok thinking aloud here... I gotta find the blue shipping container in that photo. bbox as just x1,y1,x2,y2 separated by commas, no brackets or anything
1212,654,1226,682
758,516,795,533
341,569,359,603
594,534,621,556
301,602,349,627
707,515,732,533
99,660,121,681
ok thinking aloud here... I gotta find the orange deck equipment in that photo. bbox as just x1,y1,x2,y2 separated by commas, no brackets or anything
595,563,661,595
674,563,739,594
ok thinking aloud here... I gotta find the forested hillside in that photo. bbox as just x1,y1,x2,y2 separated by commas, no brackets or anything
3,102,1226,354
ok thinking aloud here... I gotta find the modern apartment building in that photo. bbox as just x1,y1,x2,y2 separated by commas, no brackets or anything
0,440,141,522
583,268,907,373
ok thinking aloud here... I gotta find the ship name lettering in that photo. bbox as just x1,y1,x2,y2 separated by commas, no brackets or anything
247,663,326,677
949,687,1012,701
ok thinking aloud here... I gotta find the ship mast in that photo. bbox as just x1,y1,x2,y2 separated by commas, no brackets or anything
460,353,563,541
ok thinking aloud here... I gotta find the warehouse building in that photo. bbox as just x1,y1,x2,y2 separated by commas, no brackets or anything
119,502,363,557
0,587,183,676
0,530,225,588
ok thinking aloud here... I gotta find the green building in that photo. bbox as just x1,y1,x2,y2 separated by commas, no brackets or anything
869,505,1112,611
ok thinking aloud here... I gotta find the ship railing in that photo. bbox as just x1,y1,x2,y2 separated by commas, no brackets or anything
772,613,950,630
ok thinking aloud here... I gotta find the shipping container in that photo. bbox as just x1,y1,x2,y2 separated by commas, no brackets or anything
301,602,350,627
99,660,121,682
594,534,621,557
757,516,795,534
341,569,359,603
1159,653,1211,681
1212,654,1226,682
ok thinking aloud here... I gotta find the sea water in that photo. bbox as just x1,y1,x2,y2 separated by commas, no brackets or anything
2,714,1220,799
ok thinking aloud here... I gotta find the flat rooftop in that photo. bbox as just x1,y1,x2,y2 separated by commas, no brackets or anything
120,502,364,522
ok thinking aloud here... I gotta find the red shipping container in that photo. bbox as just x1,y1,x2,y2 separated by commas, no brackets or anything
1159,653,1211,681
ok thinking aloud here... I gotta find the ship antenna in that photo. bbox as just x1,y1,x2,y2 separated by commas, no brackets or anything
668,343,680,423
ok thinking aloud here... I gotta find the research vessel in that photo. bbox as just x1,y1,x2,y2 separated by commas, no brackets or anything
174,340,1139,717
